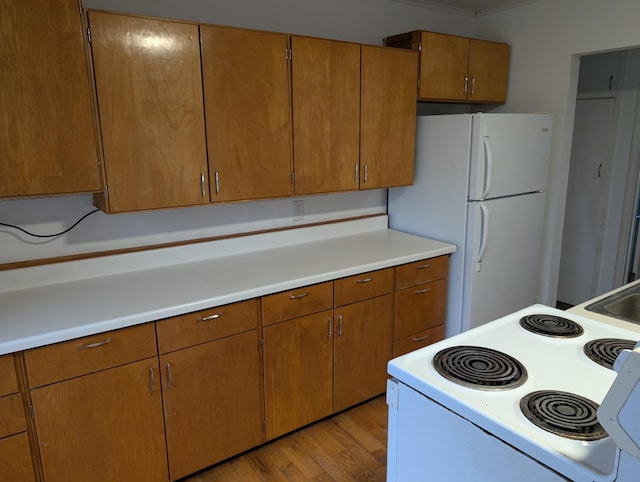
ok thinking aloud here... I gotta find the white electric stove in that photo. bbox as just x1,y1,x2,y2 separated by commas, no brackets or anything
387,304,640,481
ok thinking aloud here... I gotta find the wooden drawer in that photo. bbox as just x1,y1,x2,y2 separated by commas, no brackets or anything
392,324,445,358
0,355,18,397
334,268,394,307
262,281,333,326
156,299,259,354
0,432,36,482
0,393,27,439
24,323,158,388
394,278,447,340
395,255,448,290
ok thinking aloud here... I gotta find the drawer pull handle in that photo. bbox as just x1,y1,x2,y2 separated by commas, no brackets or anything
412,334,429,342
289,292,310,300
415,287,431,294
198,313,221,322
166,363,173,389
149,368,156,394
79,337,112,350
356,277,374,284
416,264,431,270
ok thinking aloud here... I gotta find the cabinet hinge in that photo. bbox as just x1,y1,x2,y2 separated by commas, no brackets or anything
29,404,35,420
87,26,91,43
259,339,264,353
418,41,422,52
417,78,420,90
290,172,295,184
285,48,292,61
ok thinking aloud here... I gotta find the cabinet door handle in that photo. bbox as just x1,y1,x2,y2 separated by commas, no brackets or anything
416,263,431,270
198,313,221,322
328,318,333,339
338,315,343,336
415,287,431,294
464,76,468,95
364,164,368,183
79,337,112,350
201,172,206,197
412,334,429,342
149,368,156,394
289,291,309,300
356,276,374,284
215,171,220,194
355,164,359,184
471,77,476,95
166,363,173,389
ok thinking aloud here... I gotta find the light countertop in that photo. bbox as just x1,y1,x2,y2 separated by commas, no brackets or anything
0,216,456,355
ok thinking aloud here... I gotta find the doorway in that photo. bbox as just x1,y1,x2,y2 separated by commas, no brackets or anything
557,49,640,307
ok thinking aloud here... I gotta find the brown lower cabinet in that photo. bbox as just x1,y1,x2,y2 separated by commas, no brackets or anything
159,331,263,480
5,255,448,480
30,358,168,482
334,294,393,412
263,309,334,440
0,433,35,482
0,354,36,482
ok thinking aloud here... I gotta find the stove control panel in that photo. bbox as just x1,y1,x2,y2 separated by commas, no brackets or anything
598,343,640,457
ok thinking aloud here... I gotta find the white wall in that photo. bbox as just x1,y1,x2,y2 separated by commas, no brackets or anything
476,0,640,305
0,0,475,265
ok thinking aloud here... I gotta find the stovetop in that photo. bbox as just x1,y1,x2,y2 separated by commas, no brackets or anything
388,304,640,482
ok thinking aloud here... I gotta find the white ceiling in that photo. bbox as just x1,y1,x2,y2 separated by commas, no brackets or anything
389,0,542,16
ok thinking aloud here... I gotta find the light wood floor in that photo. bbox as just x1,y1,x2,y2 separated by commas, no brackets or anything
184,395,388,482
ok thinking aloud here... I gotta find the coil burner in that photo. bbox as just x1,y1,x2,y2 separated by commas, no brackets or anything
583,338,637,369
432,346,527,390
519,314,584,338
520,390,607,441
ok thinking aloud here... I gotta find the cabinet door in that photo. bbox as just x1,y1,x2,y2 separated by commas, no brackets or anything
31,358,168,482
468,39,510,103
263,310,333,440
160,330,263,480
334,294,393,412
360,46,416,189
291,36,360,194
0,0,100,197
89,12,208,212
418,31,469,101
201,26,293,202
0,433,36,482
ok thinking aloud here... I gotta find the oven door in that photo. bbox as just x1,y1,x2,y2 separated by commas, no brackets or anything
386,379,568,482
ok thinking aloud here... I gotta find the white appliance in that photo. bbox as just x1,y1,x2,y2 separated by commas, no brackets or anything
386,305,640,482
388,113,553,335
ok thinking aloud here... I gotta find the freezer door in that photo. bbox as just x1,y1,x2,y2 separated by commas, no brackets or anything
462,192,546,331
468,113,553,200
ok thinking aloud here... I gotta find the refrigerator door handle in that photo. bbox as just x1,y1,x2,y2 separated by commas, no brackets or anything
481,136,493,199
475,202,490,272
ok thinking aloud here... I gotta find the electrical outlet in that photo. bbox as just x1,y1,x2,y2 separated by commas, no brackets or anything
293,200,304,222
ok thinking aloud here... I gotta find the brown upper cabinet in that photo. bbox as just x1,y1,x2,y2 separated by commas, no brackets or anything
291,36,361,195
385,30,510,104
360,45,417,189
0,0,101,198
85,11,418,212
291,39,417,194
201,26,293,202
88,11,209,213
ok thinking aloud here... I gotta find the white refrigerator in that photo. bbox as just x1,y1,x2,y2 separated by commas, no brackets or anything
388,113,553,336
